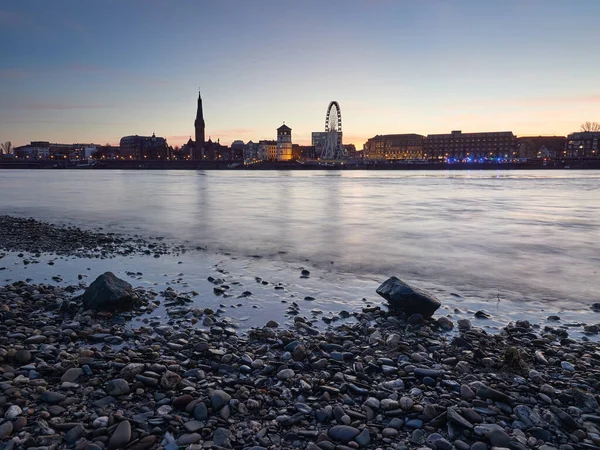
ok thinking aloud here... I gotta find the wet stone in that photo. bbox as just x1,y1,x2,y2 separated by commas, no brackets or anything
106,378,130,396
488,429,511,447
41,391,66,404
108,420,131,450
210,390,231,411
328,425,360,443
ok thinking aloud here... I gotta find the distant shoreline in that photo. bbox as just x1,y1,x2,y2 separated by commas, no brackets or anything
1,158,599,171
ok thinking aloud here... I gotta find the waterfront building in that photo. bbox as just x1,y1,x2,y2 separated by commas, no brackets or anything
277,124,292,161
194,91,206,160
344,144,358,158
565,131,600,157
243,141,260,161
230,140,245,160
14,141,50,159
15,141,101,160
299,145,317,160
119,133,169,160
259,140,277,161
311,132,328,155
517,136,566,159
424,130,517,161
363,134,424,160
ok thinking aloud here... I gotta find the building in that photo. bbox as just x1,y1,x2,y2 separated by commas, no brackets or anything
363,134,424,160
277,124,292,161
299,145,316,160
243,141,259,161
344,144,358,158
194,91,206,160
311,132,328,154
230,140,245,161
14,141,50,159
424,130,517,161
517,136,566,159
119,133,169,160
565,132,600,157
259,140,277,161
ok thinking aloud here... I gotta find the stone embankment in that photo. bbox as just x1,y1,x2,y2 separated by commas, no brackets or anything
0,215,599,450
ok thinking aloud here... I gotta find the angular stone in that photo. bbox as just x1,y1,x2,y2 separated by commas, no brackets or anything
376,276,441,318
210,390,231,411
160,370,181,390
64,424,85,445
173,394,193,409
82,272,136,311
476,385,515,405
355,429,371,447
213,428,231,447
61,368,83,383
127,435,157,450
119,363,145,380
106,379,130,396
41,391,66,404
193,402,208,420
108,420,131,450
447,407,474,429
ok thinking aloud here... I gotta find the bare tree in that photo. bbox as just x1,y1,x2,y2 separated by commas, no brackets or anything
580,121,600,132
0,141,12,155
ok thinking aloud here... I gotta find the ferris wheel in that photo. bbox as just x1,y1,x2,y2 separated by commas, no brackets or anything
320,101,346,159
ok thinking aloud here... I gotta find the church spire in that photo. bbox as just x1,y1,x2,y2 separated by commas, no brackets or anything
194,90,205,160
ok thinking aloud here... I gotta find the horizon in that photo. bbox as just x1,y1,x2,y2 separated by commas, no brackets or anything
1,0,599,148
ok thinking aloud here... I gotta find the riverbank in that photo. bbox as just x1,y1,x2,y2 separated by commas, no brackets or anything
1,158,599,171
0,216,599,450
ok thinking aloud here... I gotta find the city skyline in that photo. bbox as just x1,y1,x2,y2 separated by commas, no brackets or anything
1,0,599,148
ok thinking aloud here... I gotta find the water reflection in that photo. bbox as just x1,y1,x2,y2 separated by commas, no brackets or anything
2,169,600,309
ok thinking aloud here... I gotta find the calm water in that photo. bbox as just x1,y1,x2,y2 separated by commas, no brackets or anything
1,169,600,313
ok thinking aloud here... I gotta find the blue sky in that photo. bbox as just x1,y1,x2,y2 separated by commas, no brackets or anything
1,0,599,148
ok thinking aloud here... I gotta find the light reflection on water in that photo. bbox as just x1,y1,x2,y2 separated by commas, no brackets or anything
1,169,600,312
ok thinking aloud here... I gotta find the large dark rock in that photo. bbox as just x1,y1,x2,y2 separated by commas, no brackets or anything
376,277,441,318
82,272,137,311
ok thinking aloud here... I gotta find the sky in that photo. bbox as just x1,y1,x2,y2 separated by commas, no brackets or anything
0,0,599,149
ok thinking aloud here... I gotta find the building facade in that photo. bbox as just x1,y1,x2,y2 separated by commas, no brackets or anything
424,130,517,161
259,140,277,161
119,134,169,159
277,124,292,161
565,132,600,157
517,136,566,159
363,134,424,160
311,131,327,157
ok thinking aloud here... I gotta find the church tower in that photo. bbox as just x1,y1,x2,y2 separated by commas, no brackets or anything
277,124,292,161
194,91,205,160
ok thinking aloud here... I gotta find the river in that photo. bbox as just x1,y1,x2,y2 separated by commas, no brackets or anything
1,169,599,333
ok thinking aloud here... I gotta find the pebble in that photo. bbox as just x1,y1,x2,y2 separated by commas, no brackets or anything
106,378,130,396
561,361,575,372
0,421,13,439
328,425,360,443
210,389,231,411
108,420,131,450
5,405,22,420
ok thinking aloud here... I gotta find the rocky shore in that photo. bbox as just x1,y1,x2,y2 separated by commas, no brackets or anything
0,216,599,450
0,216,177,259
